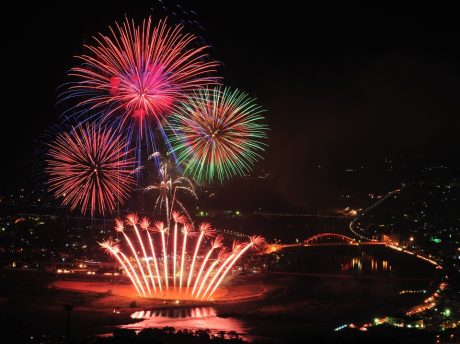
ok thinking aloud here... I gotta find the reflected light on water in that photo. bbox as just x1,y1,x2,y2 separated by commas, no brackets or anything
121,307,251,341
130,307,217,319
343,255,393,274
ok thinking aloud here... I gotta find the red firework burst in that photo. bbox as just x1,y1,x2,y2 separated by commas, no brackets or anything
69,17,220,134
46,123,135,216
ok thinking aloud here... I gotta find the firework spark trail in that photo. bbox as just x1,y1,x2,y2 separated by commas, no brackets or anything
186,223,214,295
145,158,197,225
127,214,153,294
146,226,163,293
46,123,134,216
191,235,223,297
186,227,204,295
198,248,236,300
173,195,194,224
173,220,178,288
117,220,151,296
156,222,169,291
140,217,157,292
179,224,187,294
118,250,147,297
114,219,148,296
195,252,225,300
102,215,261,300
206,236,265,300
171,181,197,223
100,241,143,297
165,195,170,228
179,224,194,294
205,245,251,300
171,212,185,289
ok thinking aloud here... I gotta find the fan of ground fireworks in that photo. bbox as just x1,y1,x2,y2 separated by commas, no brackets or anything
64,17,219,146
167,87,268,183
46,123,135,216
100,213,265,300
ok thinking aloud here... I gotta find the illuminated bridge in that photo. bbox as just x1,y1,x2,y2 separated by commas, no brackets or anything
264,233,384,253
303,232,355,245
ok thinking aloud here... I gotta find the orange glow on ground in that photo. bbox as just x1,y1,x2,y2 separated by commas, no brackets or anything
50,280,266,302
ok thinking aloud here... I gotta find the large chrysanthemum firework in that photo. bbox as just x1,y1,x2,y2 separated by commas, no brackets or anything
46,123,135,216
66,17,219,138
168,87,268,183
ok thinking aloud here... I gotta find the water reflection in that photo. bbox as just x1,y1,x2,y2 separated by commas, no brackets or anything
121,307,252,341
130,307,217,320
342,254,393,275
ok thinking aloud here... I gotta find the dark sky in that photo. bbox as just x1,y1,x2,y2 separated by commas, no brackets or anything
3,1,460,208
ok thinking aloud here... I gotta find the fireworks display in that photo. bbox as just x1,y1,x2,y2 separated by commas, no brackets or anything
100,214,265,300
46,123,135,216
10,6,451,342
45,15,268,303
66,17,219,140
144,154,197,225
168,87,268,183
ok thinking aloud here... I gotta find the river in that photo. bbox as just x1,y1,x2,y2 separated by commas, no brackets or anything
119,244,438,341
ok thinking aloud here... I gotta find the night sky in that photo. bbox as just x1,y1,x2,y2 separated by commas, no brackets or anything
3,1,460,208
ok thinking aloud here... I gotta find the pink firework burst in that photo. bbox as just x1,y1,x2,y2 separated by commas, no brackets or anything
68,17,220,135
46,123,135,216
